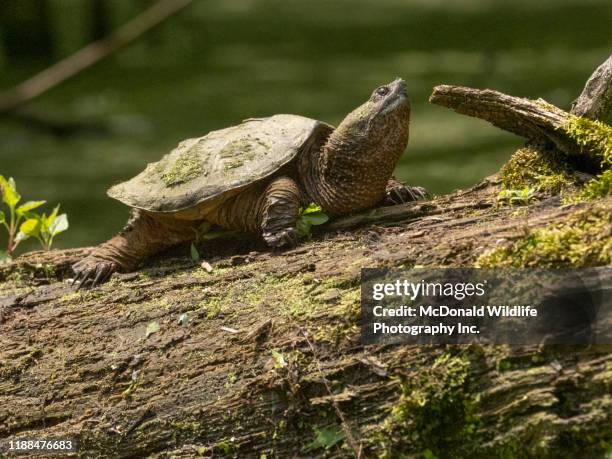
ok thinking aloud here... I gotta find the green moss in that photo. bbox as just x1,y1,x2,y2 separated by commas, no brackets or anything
61,291,83,303
564,116,612,168
476,206,611,268
558,117,612,203
161,150,205,186
571,169,612,202
219,138,257,170
498,147,576,194
194,273,344,323
373,353,480,458
534,98,563,113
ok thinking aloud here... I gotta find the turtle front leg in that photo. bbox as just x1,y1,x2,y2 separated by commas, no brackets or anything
260,176,301,248
384,176,429,205
72,209,197,288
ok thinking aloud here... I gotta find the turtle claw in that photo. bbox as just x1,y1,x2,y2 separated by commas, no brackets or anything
385,185,429,205
263,227,299,249
72,257,118,289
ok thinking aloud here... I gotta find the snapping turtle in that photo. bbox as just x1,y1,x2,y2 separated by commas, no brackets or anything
73,79,427,287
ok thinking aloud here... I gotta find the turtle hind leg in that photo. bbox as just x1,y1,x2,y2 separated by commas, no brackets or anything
384,176,430,205
260,176,301,248
72,209,197,289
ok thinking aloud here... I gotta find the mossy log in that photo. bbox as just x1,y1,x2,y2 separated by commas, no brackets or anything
1,184,610,458
429,85,610,169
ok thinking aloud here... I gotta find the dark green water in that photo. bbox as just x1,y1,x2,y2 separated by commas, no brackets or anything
1,0,611,251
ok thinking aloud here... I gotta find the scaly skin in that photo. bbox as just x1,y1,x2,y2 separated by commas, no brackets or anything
73,79,427,288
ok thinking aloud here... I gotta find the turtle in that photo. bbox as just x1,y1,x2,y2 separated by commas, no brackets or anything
72,78,427,287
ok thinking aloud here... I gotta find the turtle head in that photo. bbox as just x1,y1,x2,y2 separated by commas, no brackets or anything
336,78,410,148
307,79,410,215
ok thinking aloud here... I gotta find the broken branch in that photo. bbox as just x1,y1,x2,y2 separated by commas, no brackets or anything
571,54,612,120
0,0,194,115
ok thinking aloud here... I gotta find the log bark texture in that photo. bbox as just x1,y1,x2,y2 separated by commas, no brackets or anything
429,85,585,158
572,54,612,121
1,182,610,458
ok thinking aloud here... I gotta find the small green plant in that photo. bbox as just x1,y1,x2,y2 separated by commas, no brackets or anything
190,242,201,262
18,205,69,251
496,187,535,206
271,350,287,369
574,169,612,202
296,203,329,238
1,175,68,262
303,425,345,452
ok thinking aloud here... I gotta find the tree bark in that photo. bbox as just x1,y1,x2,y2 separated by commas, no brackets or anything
571,54,612,121
1,184,610,458
429,85,588,158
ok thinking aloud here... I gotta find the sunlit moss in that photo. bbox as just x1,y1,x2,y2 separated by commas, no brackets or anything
498,147,575,194
476,206,611,268
161,150,205,186
566,169,612,203
564,116,612,167
373,353,478,458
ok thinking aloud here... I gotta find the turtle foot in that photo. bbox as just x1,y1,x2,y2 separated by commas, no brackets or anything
385,184,429,205
263,227,299,249
72,256,119,289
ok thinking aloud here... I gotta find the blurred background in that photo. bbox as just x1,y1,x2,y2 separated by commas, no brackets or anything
1,0,611,250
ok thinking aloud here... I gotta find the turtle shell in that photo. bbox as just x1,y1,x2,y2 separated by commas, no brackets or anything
107,114,334,213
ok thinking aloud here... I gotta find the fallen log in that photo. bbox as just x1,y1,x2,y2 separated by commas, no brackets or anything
1,190,609,458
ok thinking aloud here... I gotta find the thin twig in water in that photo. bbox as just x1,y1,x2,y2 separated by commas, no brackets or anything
0,0,194,115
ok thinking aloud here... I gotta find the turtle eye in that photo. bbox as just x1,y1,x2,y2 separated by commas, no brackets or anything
375,86,390,97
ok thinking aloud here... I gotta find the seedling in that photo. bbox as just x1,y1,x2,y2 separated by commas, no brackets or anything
296,203,329,238
496,187,535,206
190,243,201,262
303,425,345,452
18,205,69,251
1,175,67,261
271,350,287,369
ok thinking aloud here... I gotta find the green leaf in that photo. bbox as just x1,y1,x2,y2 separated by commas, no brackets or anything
0,175,21,209
303,426,345,452
296,218,311,238
49,213,69,236
190,243,200,262
200,230,228,240
296,204,329,238
301,203,324,215
301,213,329,226
145,321,160,338
271,350,287,369
0,210,4,224
297,203,329,238
15,231,30,243
16,200,46,216
46,205,60,229
197,221,211,235
0,251,11,264
19,218,41,237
